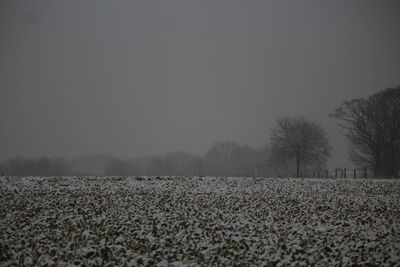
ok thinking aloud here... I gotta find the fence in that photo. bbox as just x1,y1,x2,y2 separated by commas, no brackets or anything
200,168,397,178
298,168,375,178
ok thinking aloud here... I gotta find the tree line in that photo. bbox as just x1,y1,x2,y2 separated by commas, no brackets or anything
104,143,269,177
0,143,268,177
1,86,399,177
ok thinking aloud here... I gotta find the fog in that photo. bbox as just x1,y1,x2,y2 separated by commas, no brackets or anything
1,0,400,168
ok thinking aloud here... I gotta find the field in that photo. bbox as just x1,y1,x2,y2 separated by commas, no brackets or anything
1,176,399,266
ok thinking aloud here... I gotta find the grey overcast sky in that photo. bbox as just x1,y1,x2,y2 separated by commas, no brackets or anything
1,0,400,167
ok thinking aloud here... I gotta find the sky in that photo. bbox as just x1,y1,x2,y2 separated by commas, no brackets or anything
1,0,400,167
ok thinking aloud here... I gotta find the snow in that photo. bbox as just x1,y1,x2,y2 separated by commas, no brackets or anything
0,176,399,265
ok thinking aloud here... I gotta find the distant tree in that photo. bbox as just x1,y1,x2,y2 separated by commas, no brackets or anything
3,156,26,176
331,87,400,177
203,141,267,177
70,153,114,176
127,159,143,176
269,117,331,178
163,151,202,176
104,158,130,176
1,156,69,176
146,156,165,176
251,146,270,177
34,157,69,176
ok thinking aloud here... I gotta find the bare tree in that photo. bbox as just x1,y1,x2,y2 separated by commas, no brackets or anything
269,117,331,178
331,87,400,177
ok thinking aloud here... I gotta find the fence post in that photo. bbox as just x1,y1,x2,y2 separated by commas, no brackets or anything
317,169,320,178
326,169,328,178
364,168,367,178
335,168,337,178
344,168,346,178
354,168,357,178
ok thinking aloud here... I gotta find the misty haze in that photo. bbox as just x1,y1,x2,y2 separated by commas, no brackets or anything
1,1,399,266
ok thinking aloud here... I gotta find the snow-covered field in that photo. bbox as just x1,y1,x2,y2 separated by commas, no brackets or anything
1,176,399,266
